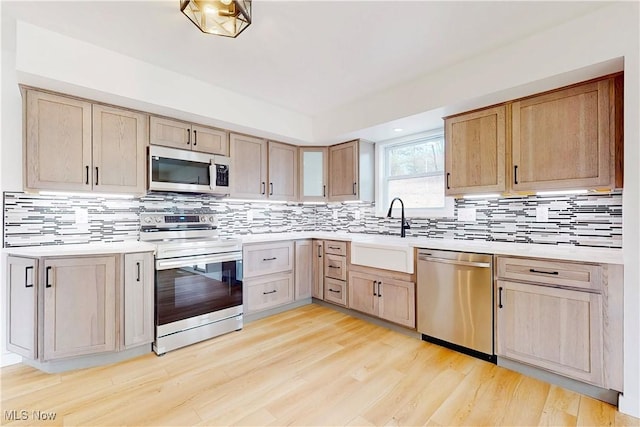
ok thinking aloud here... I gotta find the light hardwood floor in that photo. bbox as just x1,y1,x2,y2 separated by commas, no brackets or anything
1,304,638,426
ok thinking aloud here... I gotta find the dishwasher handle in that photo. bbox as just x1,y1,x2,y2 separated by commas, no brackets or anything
417,255,491,269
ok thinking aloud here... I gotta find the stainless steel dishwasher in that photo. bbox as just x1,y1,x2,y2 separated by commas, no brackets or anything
417,249,495,362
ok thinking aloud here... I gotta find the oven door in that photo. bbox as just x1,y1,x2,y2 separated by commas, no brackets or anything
149,145,216,194
155,252,243,327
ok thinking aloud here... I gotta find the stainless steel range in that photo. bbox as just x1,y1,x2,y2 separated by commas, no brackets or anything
140,213,243,355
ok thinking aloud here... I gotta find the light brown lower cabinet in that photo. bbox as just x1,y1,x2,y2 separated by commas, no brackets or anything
294,240,312,300
6,256,38,359
495,256,623,392
348,268,416,329
312,240,324,300
245,273,294,313
497,280,604,386
5,252,154,363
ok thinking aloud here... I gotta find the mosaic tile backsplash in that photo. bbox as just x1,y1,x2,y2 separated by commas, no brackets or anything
3,191,622,248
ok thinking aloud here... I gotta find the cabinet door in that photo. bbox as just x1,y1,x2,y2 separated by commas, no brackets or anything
497,280,604,386
244,273,294,314
511,79,612,191
43,256,116,360
230,133,268,199
378,277,415,328
269,141,298,201
243,241,294,278
6,256,38,359
294,240,313,300
192,124,229,155
324,278,347,307
123,253,154,348
150,116,192,150
348,271,377,316
312,241,324,300
25,90,92,191
93,105,148,194
300,147,328,201
444,105,506,195
328,141,358,201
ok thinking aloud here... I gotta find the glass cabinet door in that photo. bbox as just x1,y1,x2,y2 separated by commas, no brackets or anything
300,147,328,201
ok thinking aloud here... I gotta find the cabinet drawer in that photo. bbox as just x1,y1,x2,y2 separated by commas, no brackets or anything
244,242,294,278
497,257,602,291
325,254,347,281
324,241,347,256
245,273,293,313
324,278,347,307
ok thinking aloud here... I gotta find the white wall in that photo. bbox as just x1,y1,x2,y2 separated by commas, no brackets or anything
1,2,639,417
315,3,640,417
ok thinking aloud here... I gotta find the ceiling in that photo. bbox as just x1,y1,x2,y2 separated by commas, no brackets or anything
3,1,610,140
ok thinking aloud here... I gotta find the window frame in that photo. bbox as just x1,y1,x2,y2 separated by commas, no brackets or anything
375,129,454,218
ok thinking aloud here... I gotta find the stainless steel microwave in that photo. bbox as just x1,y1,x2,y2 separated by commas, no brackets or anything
148,146,231,195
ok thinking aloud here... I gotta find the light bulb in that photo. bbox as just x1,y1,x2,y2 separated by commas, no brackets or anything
220,0,233,5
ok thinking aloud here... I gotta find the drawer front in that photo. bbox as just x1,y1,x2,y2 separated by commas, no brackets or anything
244,242,294,278
245,273,293,313
325,254,347,281
497,257,602,291
324,278,347,306
324,240,347,256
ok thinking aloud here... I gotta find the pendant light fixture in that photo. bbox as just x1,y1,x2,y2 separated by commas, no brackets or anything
180,0,252,38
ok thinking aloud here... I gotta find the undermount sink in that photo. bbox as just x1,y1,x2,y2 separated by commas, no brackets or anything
350,239,414,274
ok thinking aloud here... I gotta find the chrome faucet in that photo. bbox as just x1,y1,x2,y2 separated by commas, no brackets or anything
386,197,411,238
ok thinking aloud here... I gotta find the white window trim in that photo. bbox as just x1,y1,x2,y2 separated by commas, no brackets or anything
374,129,455,218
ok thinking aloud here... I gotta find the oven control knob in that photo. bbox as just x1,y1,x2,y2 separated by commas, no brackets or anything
208,216,215,223
155,217,162,223
199,215,206,223
143,217,152,224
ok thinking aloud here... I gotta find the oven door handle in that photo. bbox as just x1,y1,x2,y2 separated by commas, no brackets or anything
156,252,241,270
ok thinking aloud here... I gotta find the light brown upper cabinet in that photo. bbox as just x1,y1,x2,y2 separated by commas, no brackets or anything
299,147,328,202
230,133,268,199
511,77,622,192
269,141,298,201
444,105,506,195
24,89,148,194
444,74,623,196
328,139,374,202
93,105,147,194
150,116,229,156
229,134,298,200
25,90,92,192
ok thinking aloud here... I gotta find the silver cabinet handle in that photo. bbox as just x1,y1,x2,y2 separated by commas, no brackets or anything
417,256,491,268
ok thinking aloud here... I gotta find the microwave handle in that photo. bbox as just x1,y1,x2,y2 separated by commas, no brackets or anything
209,162,216,189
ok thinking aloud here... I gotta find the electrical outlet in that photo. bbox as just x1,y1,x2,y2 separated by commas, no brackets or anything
75,208,89,225
354,210,361,220
536,206,549,222
457,207,476,222
332,210,339,220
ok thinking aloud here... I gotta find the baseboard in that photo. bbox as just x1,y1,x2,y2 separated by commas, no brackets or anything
1,351,22,367
498,356,620,406
244,298,312,323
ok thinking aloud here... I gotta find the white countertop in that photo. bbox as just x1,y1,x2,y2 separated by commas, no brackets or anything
3,233,622,264
3,241,157,257
239,232,624,265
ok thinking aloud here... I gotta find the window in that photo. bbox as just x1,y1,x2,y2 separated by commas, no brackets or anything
376,130,454,217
